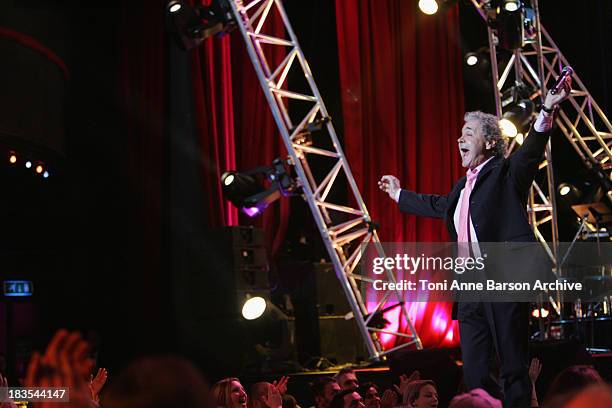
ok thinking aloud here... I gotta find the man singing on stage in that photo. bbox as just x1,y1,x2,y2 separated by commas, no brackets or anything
378,77,571,407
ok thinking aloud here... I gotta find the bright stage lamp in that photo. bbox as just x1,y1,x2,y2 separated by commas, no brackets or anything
504,0,520,12
167,1,182,13
465,53,478,66
418,0,439,15
242,296,267,320
559,185,571,196
499,118,518,138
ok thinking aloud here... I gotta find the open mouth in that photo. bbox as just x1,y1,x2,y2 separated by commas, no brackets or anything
238,398,247,405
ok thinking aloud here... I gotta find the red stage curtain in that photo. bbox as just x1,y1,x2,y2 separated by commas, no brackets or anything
194,1,289,253
335,1,465,348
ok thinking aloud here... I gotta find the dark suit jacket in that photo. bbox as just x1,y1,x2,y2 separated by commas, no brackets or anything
397,127,555,305
398,127,551,243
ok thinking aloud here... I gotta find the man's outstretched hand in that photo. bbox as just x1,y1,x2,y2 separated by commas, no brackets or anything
544,75,572,110
378,175,401,200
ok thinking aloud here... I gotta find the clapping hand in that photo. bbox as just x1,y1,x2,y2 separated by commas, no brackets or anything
272,376,289,395
89,368,108,402
24,330,96,408
0,374,17,408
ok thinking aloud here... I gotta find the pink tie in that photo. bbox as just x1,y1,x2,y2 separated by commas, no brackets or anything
457,168,479,243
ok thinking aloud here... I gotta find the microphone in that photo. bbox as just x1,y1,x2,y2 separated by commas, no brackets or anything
550,66,573,95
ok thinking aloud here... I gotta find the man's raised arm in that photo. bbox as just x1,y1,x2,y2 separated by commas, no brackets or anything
379,175,448,219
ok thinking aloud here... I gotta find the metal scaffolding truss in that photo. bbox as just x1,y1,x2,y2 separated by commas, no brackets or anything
470,1,612,273
226,0,422,360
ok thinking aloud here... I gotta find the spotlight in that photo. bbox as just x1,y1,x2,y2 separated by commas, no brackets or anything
559,185,571,196
499,118,518,138
503,0,520,12
531,307,549,319
465,53,478,66
35,165,43,174
221,158,297,217
501,99,534,137
9,152,17,164
493,0,523,50
43,171,49,178
515,133,524,145
25,161,32,169
418,0,439,15
167,1,182,13
166,0,235,50
242,296,267,320
557,183,582,205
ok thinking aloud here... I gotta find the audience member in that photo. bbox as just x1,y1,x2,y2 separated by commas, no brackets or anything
563,385,612,408
358,382,380,408
212,378,248,408
250,382,282,408
542,365,604,407
89,367,108,404
102,356,210,408
335,368,359,391
311,377,340,408
449,388,502,408
403,380,438,408
24,329,97,408
282,394,300,408
330,389,365,408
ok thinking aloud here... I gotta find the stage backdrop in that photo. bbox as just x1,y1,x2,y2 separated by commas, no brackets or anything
335,0,465,348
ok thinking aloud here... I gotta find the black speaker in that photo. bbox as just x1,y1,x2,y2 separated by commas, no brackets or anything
314,262,352,316
189,226,270,319
318,316,368,364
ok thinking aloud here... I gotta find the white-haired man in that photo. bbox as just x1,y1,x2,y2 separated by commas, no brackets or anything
379,79,571,407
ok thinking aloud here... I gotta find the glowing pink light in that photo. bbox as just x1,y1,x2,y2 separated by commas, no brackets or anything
242,207,260,217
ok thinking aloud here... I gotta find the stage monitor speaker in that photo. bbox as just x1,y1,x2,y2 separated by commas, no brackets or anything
314,263,352,316
186,226,270,319
318,316,368,364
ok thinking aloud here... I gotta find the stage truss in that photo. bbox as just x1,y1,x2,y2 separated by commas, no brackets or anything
471,0,612,285
226,0,422,360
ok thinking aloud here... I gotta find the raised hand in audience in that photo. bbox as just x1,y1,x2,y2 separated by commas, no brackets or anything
398,371,420,396
273,376,289,396
0,373,17,408
24,329,96,408
89,368,108,402
380,389,398,408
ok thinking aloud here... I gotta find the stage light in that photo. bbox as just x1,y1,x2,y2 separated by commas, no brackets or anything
557,183,582,204
223,173,235,186
242,296,267,320
465,53,478,66
531,307,549,318
25,161,32,169
501,99,534,138
515,133,524,145
503,0,520,12
221,158,296,217
167,1,182,13
35,165,43,174
418,0,439,15
43,171,49,178
166,0,235,50
9,153,17,164
499,118,518,138
559,185,571,196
